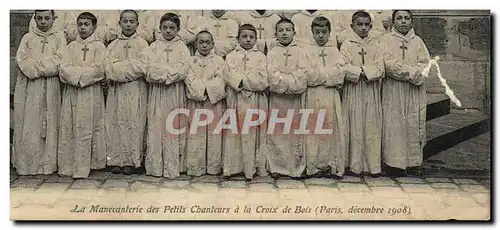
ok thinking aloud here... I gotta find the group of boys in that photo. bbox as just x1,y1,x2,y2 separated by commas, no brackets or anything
13,9,430,180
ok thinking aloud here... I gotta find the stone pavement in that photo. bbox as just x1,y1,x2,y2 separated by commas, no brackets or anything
10,133,491,221
10,171,490,220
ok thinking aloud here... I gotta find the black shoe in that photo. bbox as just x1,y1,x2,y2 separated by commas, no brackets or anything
383,165,406,177
345,171,360,177
407,166,424,176
123,166,134,175
370,173,381,178
111,166,122,174
270,173,281,179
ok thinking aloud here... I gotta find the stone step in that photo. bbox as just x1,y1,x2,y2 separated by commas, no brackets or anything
413,167,489,180
426,93,450,121
424,110,490,160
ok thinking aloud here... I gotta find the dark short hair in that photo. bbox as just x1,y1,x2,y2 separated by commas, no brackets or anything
238,24,257,38
120,9,138,21
392,10,413,22
196,30,213,42
352,10,372,23
34,10,55,17
77,12,97,26
160,12,181,29
311,16,331,32
275,18,295,32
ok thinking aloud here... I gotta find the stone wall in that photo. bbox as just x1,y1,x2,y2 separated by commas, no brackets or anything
10,11,31,95
412,10,491,114
9,10,492,114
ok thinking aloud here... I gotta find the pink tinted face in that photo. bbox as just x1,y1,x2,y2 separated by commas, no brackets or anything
34,11,55,32
77,18,96,39
393,11,413,35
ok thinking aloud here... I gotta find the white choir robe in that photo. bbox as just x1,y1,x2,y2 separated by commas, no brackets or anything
190,10,206,17
223,45,269,179
236,10,281,54
152,10,198,45
13,27,66,175
184,50,227,176
145,35,190,178
290,10,339,47
275,10,301,20
380,28,430,170
340,30,385,174
106,10,156,44
304,41,347,176
330,10,355,39
191,10,243,24
29,10,73,42
57,34,107,178
336,10,357,46
367,10,392,35
104,32,151,168
266,40,308,177
194,13,238,57
337,10,392,46
214,11,247,25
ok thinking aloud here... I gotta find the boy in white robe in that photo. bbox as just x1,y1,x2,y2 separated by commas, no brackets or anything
106,10,156,44
105,10,151,175
28,10,72,42
337,10,392,46
145,13,190,178
14,10,66,175
223,24,269,179
184,30,227,176
57,12,107,178
340,11,385,175
64,10,110,43
304,16,347,177
195,10,238,58
266,19,308,178
152,10,198,45
381,10,430,176
234,10,281,54
290,10,338,47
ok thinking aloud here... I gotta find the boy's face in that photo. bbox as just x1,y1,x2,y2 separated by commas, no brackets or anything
119,12,139,37
196,33,214,56
212,10,226,18
34,11,55,32
351,17,372,39
276,22,295,46
393,11,412,35
238,29,257,50
77,18,96,40
312,25,330,46
160,20,179,41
